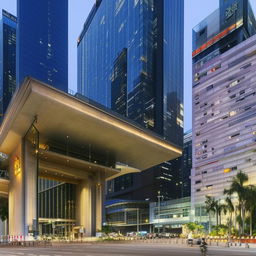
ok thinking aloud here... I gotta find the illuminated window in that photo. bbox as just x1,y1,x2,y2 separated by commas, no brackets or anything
229,111,236,117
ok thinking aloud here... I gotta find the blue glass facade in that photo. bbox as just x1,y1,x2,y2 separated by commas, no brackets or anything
78,0,184,201
17,0,68,92
162,0,184,146
0,10,16,118
78,0,184,146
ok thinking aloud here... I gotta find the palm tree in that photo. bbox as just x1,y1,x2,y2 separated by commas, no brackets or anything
224,171,248,235
218,201,228,226
225,196,234,239
205,196,216,233
214,200,227,226
245,185,256,236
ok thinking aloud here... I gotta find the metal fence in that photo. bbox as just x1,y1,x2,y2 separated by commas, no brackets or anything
0,236,52,247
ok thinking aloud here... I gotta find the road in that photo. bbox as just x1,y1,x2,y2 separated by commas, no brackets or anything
0,243,256,256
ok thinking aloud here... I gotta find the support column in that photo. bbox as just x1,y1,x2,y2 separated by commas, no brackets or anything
23,136,38,236
76,179,92,236
9,124,39,238
9,142,24,236
76,172,105,237
95,173,105,233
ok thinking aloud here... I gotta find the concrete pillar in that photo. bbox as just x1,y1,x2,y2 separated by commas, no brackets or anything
76,173,105,237
9,142,24,236
23,138,38,235
76,179,93,236
95,173,105,232
9,137,38,237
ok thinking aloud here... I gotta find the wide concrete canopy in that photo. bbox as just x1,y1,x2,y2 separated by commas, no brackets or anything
0,78,181,171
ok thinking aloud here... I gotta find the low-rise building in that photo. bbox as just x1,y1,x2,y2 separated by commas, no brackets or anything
150,197,191,234
105,200,150,233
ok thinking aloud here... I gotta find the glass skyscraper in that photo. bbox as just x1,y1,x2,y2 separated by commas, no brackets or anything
0,10,16,118
181,131,192,198
14,0,68,236
16,0,68,92
78,0,184,146
78,0,184,201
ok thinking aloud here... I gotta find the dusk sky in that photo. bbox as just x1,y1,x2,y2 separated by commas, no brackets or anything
1,0,256,131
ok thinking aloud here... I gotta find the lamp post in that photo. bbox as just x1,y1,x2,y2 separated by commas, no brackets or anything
137,208,139,232
157,191,163,234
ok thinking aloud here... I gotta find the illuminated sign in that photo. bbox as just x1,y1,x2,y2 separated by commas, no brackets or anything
192,23,237,57
14,156,21,176
225,2,238,20
224,168,231,173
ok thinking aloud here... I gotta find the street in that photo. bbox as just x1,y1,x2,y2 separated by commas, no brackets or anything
0,243,256,256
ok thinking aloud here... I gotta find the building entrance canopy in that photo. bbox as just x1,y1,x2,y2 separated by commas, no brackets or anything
0,78,181,237
0,78,181,174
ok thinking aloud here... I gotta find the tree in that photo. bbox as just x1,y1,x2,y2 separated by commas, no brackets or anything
210,224,228,236
225,196,234,239
245,185,256,236
184,222,204,236
0,201,8,222
205,196,216,233
214,200,224,226
224,171,249,235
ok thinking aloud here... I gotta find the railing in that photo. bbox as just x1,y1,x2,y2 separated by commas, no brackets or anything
0,235,52,247
0,170,9,180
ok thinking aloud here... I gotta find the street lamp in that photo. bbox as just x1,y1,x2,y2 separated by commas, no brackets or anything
137,208,139,232
157,191,163,234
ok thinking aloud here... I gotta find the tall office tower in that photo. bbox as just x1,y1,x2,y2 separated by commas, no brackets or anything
157,130,192,200
16,0,68,92
192,0,256,224
0,10,16,119
78,0,184,201
182,131,192,198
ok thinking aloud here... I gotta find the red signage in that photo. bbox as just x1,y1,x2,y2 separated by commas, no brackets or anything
192,23,237,57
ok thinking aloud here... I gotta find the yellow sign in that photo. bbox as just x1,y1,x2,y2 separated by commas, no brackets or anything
224,168,231,173
14,156,21,175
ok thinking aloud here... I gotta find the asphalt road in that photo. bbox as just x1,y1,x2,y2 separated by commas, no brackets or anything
0,243,256,256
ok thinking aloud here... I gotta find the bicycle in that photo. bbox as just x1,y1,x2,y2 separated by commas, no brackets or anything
200,244,208,256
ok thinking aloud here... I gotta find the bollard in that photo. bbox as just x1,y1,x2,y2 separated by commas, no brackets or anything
245,243,249,249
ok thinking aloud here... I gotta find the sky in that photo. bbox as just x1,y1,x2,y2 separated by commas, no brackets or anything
1,0,256,131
